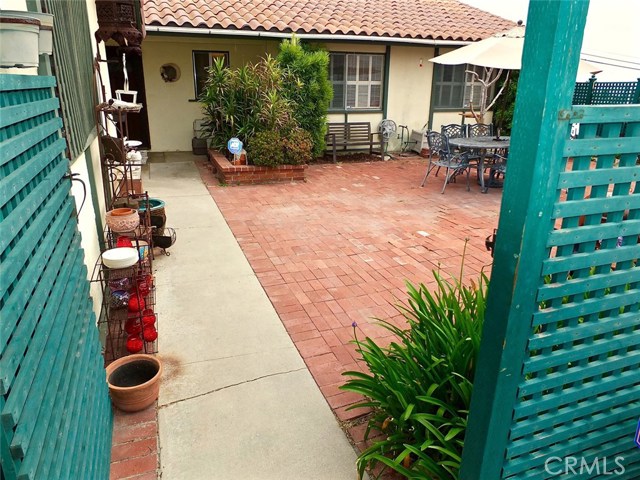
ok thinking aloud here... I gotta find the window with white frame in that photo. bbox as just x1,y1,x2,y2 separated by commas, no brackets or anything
193,51,229,98
329,53,384,110
432,64,491,109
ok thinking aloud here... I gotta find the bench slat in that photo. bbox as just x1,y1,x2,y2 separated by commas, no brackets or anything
325,122,385,162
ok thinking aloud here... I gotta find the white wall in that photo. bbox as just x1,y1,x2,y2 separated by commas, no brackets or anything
386,45,435,151
0,0,27,9
70,143,105,317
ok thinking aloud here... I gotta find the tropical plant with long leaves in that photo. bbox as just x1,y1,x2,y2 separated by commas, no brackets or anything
341,272,488,479
200,55,291,151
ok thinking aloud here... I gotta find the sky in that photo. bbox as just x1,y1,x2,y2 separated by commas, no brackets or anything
461,0,640,81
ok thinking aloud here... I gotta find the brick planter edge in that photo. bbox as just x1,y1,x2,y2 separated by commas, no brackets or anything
208,149,306,185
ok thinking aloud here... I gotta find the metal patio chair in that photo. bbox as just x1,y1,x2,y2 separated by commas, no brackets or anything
421,131,472,193
486,152,508,189
441,123,466,140
465,123,496,177
467,123,493,137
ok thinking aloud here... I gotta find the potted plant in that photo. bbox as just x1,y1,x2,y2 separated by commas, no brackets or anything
106,354,162,412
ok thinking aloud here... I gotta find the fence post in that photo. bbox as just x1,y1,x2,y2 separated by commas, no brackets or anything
633,78,640,104
586,74,597,105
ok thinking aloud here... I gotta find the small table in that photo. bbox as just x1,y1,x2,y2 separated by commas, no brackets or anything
448,136,510,193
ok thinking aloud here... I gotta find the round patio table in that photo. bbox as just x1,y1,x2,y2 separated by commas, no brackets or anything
448,136,510,193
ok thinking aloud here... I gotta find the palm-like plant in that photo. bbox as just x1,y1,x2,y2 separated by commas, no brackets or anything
200,56,291,151
341,272,487,479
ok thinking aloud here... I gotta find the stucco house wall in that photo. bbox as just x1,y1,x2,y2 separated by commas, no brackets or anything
142,35,446,153
142,35,280,152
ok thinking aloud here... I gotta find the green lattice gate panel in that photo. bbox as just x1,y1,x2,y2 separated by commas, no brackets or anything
502,107,640,478
0,75,112,479
460,3,640,479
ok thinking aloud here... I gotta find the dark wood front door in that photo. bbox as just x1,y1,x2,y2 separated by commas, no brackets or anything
106,46,151,149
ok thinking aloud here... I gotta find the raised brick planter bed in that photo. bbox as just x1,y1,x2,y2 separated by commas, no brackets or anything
208,149,306,185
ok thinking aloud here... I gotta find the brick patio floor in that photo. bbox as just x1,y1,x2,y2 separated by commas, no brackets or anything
198,156,502,425
110,407,159,480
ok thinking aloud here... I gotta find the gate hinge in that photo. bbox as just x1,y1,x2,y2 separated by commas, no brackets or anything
558,109,584,121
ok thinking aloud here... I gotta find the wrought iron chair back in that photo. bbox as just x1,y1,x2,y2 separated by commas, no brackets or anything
441,123,466,139
421,131,472,193
467,123,493,137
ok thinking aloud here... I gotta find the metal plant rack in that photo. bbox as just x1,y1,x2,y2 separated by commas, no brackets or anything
92,249,157,363
93,71,160,362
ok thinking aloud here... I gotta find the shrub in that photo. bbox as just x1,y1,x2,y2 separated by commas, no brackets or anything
277,36,332,158
341,272,487,480
283,127,313,165
249,130,284,167
493,71,519,135
200,55,291,151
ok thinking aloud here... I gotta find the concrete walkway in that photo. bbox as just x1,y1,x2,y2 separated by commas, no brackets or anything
144,154,358,479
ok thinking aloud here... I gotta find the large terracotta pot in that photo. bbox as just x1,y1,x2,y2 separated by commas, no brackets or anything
106,354,162,412
105,208,140,232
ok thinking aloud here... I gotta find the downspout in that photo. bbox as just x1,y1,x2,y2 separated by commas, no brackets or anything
427,47,439,131
382,45,391,119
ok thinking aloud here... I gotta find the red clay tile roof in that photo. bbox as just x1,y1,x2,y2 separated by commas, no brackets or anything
144,0,515,42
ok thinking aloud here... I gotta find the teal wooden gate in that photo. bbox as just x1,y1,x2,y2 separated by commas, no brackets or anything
461,2,640,479
0,75,112,479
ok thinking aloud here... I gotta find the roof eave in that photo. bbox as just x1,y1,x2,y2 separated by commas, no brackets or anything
144,24,475,46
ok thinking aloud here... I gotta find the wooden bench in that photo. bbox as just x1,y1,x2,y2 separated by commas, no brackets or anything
325,122,386,162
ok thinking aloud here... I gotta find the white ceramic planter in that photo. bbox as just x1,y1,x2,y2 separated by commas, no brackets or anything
0,16,40,68
1,11,54,55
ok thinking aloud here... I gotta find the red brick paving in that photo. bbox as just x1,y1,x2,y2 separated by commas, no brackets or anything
110,406,159,480
197,156,501,421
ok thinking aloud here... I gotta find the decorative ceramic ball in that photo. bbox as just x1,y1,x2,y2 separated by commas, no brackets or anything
116,236,133,248
142,312,156,327
109,290,130,309
128,295,145,312
109,277,131,292
125,318,142,336
126,335,144,353
143,326,158,342
136,278,151,296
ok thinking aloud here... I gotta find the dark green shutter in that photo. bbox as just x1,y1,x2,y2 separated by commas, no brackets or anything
0,74,112,480
43,0,96,159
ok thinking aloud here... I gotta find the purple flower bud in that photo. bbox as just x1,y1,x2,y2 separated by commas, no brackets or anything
351,321,358,328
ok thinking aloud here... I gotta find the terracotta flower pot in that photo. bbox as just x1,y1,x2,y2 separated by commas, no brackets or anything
110,207,136,216
106,208,140,232
106,354,162,412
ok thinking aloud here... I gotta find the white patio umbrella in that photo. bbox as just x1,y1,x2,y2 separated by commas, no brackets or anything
430,22,601,123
